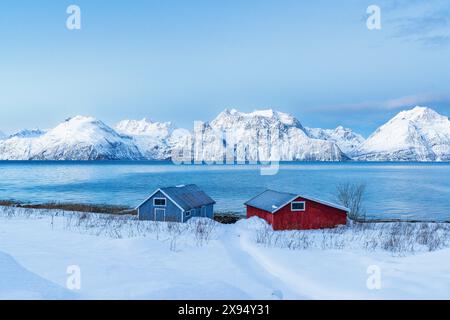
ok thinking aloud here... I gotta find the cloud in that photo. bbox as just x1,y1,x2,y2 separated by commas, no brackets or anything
394,14,450,36
419,35,450,48
382,0,426,11
384,0,450,47
317,93,450,112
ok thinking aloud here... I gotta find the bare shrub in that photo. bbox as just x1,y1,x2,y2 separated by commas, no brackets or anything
253,219,450,256
256,226,314,250
2,205,450,256
256,224,275,246
165,221,185,251
2,206,16,219
290,232,313,250
336,182,366,221
191,218,217,246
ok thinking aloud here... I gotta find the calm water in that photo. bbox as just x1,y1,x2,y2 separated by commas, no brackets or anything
0,161,449,220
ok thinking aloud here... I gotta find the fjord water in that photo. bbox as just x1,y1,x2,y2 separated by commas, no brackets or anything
0,161,449,221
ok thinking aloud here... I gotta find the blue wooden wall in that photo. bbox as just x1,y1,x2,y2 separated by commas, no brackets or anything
138,190,214,222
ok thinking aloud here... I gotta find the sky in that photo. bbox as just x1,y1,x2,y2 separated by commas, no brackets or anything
1,0,450,137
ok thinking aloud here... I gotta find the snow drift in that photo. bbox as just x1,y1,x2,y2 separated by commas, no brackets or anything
0,250,74,300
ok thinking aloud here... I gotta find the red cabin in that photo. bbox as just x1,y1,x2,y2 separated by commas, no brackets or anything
245,190,348,230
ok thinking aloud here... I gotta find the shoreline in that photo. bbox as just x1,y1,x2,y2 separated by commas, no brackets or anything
0,200,243,224
1,160,450,164
1,200,449,224
0,200,135,215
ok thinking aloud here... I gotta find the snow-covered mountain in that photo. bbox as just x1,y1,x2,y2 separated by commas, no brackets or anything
8,129,46,139
116,118,173,137
0,128,47,160
305,126,365,156
115,118,174,159
3,106,448,162
191,109,348,162
355,106,450,161
0,131,6,140
0,116,143,160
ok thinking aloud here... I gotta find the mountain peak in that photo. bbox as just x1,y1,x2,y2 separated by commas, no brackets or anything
65,115,96,123
222,108,239,115
356,106,450,161
207,108,346,161
395,106,444,122
9,129,46,139
218,108,280,118
251,109,276,118
305,126,365,156
115,118,173,137
0,116,142,160
213,108,299,128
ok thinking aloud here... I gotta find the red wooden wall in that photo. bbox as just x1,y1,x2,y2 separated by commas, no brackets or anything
247,196,347,230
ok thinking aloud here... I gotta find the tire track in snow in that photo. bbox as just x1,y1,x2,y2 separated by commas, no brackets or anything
220,225,306,300
236,227,365,300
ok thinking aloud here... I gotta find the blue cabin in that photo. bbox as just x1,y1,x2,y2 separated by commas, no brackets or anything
136,184,216,222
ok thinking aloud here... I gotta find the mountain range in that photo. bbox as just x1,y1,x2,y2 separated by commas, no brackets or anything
0,106,449,161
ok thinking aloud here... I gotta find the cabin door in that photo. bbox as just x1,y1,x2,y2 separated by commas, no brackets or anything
154,208,166,221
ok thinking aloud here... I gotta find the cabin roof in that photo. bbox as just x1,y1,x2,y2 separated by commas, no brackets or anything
136,184,216,211
245,189,349,214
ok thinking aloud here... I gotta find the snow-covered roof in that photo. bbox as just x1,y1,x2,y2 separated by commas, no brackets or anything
245,189,349,214
136,184,216,211
245,190,297,213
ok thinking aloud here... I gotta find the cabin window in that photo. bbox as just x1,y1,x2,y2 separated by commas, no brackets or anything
185,210,192,217
153,198,166,207
291,201,306,212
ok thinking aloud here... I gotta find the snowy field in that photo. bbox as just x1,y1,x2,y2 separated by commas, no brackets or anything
1,206,450,300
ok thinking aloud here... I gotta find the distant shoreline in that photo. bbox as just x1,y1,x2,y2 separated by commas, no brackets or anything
0,200,135,215
0,200,243,224
0,160,450,165
1,200,448,224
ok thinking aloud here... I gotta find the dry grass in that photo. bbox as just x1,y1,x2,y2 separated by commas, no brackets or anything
2,205,449,256
255,221,450,256
0,200,136,215
0,206,219,251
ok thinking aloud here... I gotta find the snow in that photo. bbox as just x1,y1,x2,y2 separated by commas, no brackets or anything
306,126,365,156
355,106,450,161
0,116,143,160
115,118,174,160
0,250,75,300
115,118,174,140
8,129,46,139
205,109,348,161
211,109,304,131
1,207,450,300
2,106,450,161
0,109,348,161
